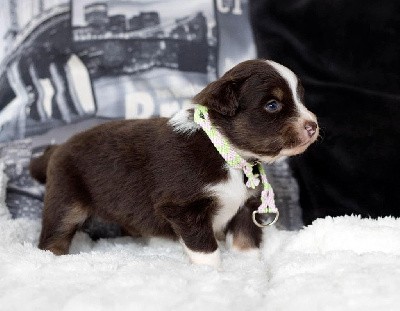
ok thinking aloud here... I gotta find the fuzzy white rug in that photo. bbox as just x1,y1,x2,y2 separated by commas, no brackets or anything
1,164,400,311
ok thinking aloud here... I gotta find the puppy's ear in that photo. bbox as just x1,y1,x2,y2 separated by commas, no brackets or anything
193,76,243,116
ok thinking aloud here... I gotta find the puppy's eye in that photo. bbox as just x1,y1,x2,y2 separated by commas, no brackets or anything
264,100,282,113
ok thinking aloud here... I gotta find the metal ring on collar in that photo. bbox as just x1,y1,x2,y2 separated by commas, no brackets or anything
252,210,280,228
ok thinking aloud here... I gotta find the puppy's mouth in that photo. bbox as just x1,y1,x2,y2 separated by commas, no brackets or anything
281,130,318,156
235,122,319,163
297,140,313,148
279,142,310,157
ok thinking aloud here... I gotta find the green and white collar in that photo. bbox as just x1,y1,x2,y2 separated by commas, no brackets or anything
193,105,279,227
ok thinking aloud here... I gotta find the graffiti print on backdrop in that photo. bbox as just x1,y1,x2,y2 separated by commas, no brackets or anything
0,0,81,218
71,0,218,120
214,0,256,75
0,0,257,222
0,0,86,143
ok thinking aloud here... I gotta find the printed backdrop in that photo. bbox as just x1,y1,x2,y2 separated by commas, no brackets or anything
0,0,256,220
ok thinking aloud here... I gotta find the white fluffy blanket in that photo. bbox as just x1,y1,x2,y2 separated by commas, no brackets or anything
1,164,400,311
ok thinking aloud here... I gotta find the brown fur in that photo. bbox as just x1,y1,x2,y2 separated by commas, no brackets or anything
31,59,318,263
226,197,263,250
29,145,57,183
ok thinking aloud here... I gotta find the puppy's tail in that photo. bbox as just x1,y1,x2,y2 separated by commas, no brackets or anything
29,145,58,184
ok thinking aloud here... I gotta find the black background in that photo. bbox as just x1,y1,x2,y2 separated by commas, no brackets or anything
250,0,400,224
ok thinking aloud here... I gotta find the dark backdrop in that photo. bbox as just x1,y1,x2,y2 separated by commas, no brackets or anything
250,0,400,224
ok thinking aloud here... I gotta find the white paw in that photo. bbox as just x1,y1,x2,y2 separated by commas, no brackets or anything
181,242,221,268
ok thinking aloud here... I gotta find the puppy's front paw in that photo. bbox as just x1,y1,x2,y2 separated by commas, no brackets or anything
182,243,221,268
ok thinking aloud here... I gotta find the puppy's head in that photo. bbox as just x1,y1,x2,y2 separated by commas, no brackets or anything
193,59,319,162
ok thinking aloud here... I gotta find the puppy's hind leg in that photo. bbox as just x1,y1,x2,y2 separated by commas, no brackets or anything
225,197,263,257
39,172,91,255
39,200,89,255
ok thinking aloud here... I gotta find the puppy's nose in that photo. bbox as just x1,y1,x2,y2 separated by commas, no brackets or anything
304,121,317,137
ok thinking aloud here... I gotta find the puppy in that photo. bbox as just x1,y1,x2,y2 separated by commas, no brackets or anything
30,59,318,268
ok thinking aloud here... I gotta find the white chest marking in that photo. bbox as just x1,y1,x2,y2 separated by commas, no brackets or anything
207,167,250,235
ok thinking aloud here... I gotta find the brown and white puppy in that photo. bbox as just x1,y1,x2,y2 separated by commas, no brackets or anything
30,59,318,268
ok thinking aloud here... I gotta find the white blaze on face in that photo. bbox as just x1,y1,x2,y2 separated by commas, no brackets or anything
265,60,316,122
265,60,318,157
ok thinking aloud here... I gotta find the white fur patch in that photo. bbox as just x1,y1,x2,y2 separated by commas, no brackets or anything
266,60,316,122
207,166,251,236
168,107,200,134
181,242,221,268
